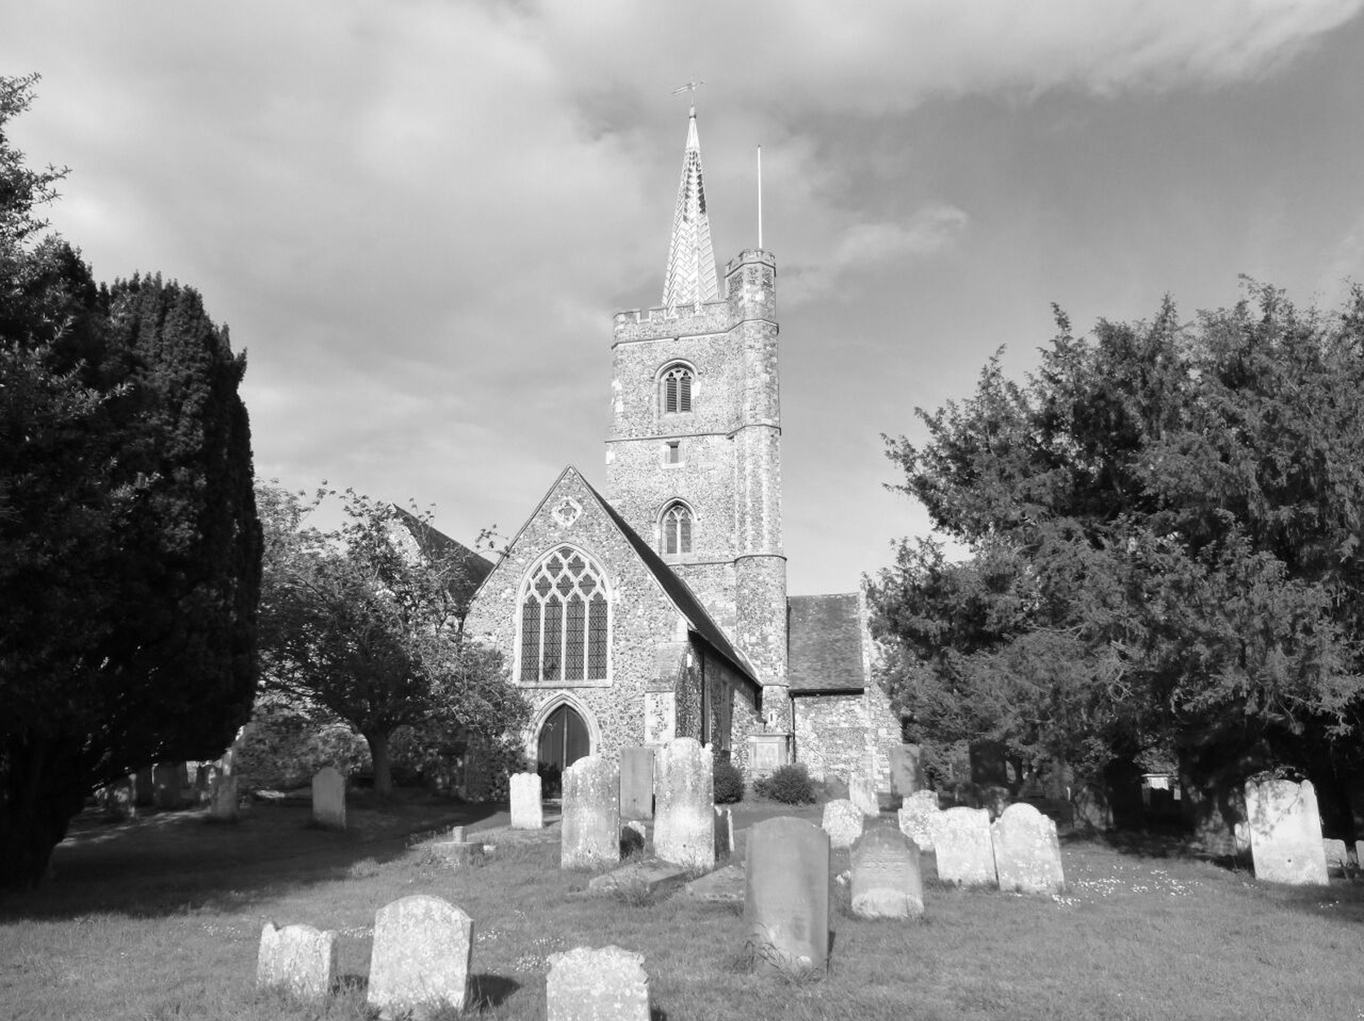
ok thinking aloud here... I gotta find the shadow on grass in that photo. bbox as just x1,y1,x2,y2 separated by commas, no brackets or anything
470,973,520,1008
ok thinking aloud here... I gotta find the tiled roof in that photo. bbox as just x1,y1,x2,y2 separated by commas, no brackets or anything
787,593,867,693
389,505,494,610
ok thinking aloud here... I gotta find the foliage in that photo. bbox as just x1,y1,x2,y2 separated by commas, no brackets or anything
231,699,371,791
713,757,745,804
753,763,816,804
0,75,260,888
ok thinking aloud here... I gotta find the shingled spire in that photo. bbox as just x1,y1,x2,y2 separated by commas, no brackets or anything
661,104,719,308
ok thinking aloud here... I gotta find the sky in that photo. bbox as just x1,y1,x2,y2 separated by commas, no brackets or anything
4,1,1364,595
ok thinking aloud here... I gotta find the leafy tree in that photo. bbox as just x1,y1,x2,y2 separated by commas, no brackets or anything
256,483,526,796
870,285,1364,836
1,75,260,888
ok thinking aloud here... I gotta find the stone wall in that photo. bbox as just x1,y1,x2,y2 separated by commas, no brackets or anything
792,682,901,790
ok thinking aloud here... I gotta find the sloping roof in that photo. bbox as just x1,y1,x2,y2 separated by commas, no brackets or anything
787,593,867,693
388,505,495,609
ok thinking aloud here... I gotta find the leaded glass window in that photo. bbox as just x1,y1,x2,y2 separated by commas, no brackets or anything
518,547,610,683
662,365,693,413
662,503,693,556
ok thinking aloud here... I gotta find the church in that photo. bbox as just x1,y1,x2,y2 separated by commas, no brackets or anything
450,106,901,794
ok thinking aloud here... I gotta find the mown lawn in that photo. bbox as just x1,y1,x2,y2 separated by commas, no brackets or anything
2,793,1363,1020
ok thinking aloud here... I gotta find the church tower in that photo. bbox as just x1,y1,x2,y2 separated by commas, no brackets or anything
605,105,789,726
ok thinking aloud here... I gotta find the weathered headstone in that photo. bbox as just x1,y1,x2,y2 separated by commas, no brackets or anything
897,790,939,851
849,773,880,817
821,798,864,849
367,895,473,1019
256,922,337,1000
1323,838,1348,872
153,762,186,809
209,774,240,822
683,862,746,903
745,817,830,975
991,802,1064,894
714,806,734,860
620,747,656,821
1244,778,1328,885
889,744,925,798
546,945,649,1021
311,767,346,830
561,755,620,869
588,861,688,899
652,738,714,871
850,826,923,919
931,806,996,886
510,771,543,829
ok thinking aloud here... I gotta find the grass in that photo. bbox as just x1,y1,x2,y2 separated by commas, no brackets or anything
3,793,1364,1020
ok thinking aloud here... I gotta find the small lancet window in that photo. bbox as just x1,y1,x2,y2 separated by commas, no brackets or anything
662,503,694,556
662,365,693,414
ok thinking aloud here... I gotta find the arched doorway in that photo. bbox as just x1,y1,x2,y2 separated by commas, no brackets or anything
537,703,590,798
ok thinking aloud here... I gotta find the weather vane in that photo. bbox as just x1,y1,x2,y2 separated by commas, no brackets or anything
671,78,704,114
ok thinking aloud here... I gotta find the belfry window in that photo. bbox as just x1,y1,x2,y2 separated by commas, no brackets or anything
662,502,693,556
661,365,693,414
518,547,610,683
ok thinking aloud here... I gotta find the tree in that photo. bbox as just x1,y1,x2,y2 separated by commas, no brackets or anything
870,284,1364,834
1,75,261,888
256,483,526,796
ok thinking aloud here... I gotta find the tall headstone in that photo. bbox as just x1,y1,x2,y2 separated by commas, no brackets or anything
745,817,830,975
889,744,925,798
653,738,714,871
714,806,734,860
821,798,864,849
1244,778,1328,885
311,767,346,830
256,922,337,1000
510,772,544,829
133,767,155,807
931,806,996,886
991,802,1064,894
849,773,880,817
546,945,650,1021
619,747,655,821
209,774,240,822
897,789,939,851
153,762,186,809
368,895,473,1018
850,826,924,919
561,755,620,869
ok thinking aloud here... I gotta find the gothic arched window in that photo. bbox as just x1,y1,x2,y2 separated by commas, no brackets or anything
661,502,693,556
661,364,693,414
518,547,610,683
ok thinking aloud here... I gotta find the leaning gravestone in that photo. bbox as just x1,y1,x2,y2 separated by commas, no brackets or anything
368,895,473,1019
510,772,543,830
1245,778,1328,885
889,744,925,798
209,775,239,822
849,773,880,817
991,803,1064,894
620,747,656,821
850,826,924,919
931,806,996,886
311,767,346,830
898,790,939,851
256,922,337,1000
821,798,864,849
653,738,714,871
745,817,830,975
714,806,734,860
546,945,649,1021
561,755,620,869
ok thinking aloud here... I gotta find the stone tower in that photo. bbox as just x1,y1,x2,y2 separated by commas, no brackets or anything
605,106,788,726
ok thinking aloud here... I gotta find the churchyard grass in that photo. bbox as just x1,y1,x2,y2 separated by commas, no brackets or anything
3,794,1364,1020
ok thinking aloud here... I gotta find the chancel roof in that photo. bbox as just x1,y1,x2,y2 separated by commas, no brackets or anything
389,505,494,611
787,593,868,693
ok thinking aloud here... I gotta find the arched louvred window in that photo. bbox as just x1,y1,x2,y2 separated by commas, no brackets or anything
518,547,610,683
662,502,693,556
661,365,693,413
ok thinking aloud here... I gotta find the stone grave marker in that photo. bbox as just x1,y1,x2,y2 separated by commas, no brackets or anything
850,826,923,919
311,767,346,830
714,806,734,859
898,789,939,851
153,762,186,809
510,771,543,829
209,774,239,822
683,862,746,903
931,806,996,886
653,737,714,871
849,773,880,817
889,744,925,798
561,755,620,869
745,816,830,975
368,895,473,1018
588,861,688,899
620,747,656,820
821,798,864,849
133,767,154,807
991,802,1064,894
1244,778,1328,885
1322,838,1349,872
546,945,649,1021
256,922,337,1000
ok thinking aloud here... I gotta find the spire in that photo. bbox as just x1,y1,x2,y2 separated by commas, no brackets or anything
662,105,719,308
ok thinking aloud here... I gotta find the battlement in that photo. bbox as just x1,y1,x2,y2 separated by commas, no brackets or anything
724,248,777,277
614,249,776,345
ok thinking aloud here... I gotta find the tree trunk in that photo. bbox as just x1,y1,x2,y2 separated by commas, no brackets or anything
365,729,393,798
0,734,89,889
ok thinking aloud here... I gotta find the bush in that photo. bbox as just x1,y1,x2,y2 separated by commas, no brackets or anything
753,763,816,805
713,758,745,804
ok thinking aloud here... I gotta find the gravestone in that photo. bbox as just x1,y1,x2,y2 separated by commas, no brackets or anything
849,774,879,817
683,862,746,903
991,802,1064,894
889,744,925,798
897,790,939,851
620,747,655,821
510,771,543,829
931,806,996,886
1323,838,1349,872
546,945,649,1021
209,775,240,822
652,738,714,871
714,806,734,859
1244,779,1328,885
153,762,186,809
745,817,830,975
561,755,620,869
368,895,473,1018
850,826,923,919
588,861,688,899
821,798,864,849
133,767,155,807
311,767,346,830
256,922,337,1000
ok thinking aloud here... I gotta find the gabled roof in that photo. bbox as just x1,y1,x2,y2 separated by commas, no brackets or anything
661,107,719,309
388,505,494,610
787,592,867,694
